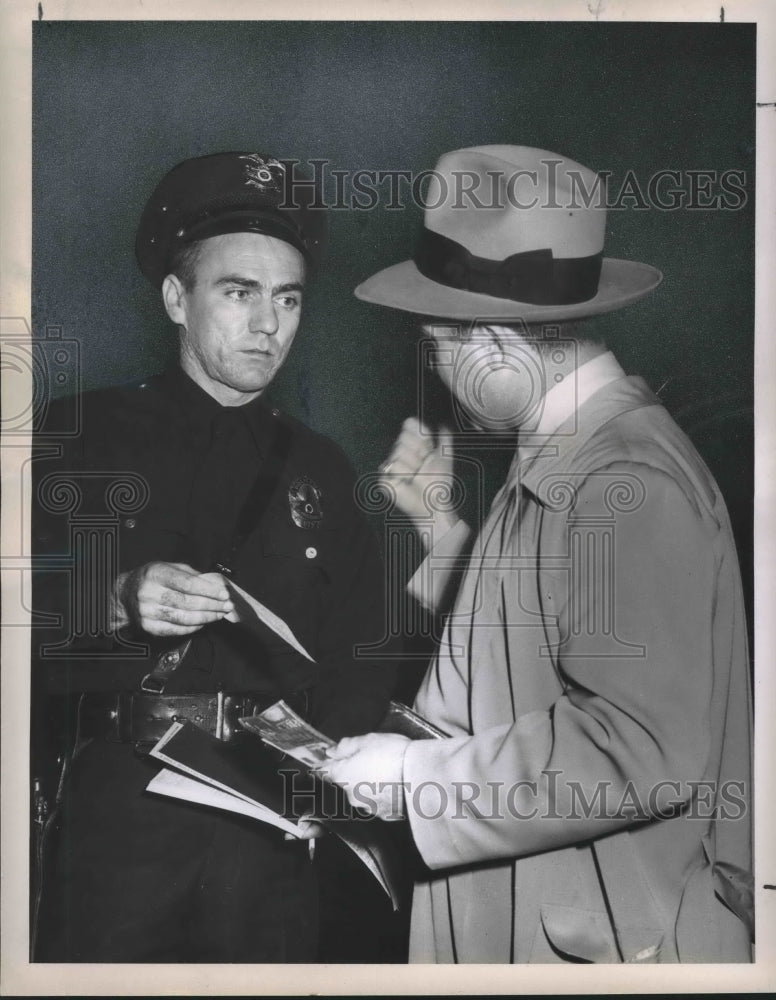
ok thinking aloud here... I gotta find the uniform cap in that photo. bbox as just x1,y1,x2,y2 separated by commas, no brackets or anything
135,152,327,287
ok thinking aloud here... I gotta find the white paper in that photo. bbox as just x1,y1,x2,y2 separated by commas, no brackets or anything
149,721,290,817
146,767,301,837
224,579,315,662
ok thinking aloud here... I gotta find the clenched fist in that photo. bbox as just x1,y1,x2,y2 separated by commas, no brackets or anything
379,417,459,545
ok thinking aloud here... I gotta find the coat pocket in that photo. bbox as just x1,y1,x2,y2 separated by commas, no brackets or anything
674,844,752,962
536,904,620,963
535,903,664,964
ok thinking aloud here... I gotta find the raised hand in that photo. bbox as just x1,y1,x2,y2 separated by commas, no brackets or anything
379,417,458,544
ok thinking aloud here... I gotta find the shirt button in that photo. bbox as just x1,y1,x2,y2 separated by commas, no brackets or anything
305,547,317,559
124,518,137,529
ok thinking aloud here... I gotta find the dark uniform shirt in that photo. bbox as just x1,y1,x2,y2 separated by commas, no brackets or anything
30,365,403,963
32,365,395,738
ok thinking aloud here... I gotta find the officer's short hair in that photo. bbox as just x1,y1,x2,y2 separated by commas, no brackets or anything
169,241,204,292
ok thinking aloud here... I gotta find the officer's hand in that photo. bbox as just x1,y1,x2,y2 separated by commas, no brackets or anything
113,563,234,636
318,733,411,821
379,417,458,545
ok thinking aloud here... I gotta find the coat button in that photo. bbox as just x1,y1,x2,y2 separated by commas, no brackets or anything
271,407,279,417
124,518,137,529
305,547,317,559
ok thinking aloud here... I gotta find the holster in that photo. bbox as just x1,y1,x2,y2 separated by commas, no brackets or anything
30,694,86,960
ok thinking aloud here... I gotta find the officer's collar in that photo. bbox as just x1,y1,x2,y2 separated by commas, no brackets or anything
159,365,278,453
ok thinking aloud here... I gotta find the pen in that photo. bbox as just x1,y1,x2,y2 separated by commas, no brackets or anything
308,837,316,862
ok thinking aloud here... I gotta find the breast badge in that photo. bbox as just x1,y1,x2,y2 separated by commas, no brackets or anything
288,476,323,529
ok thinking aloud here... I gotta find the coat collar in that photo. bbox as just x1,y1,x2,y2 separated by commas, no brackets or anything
512,375,661,505
533,350,625,436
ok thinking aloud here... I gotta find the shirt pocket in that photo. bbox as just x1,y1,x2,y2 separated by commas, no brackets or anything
234,528,331,648
117,507,190,568
258,510,339,576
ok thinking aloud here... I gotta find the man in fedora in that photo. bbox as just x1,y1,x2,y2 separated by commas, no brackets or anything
31,152,397,962
322,145,753,963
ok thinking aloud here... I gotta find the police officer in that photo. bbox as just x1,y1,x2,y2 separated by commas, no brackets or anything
32,152,397,962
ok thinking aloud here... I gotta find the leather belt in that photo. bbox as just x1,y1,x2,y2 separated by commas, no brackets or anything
76,691,262,744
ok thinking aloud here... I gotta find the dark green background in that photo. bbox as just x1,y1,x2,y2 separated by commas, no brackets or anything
32,21,754,613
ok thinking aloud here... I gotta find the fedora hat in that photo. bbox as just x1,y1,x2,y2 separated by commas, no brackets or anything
355,145,662,321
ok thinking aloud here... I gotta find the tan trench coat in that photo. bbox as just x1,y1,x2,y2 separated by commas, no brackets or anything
404,375,752,963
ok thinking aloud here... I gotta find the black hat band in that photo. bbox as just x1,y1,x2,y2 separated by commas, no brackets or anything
414,228,603,306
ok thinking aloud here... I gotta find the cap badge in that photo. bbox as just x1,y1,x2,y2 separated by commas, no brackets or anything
288,476,323,529
240,153,285,194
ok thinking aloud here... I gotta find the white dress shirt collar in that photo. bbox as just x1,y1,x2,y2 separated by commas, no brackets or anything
533,350,626,437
